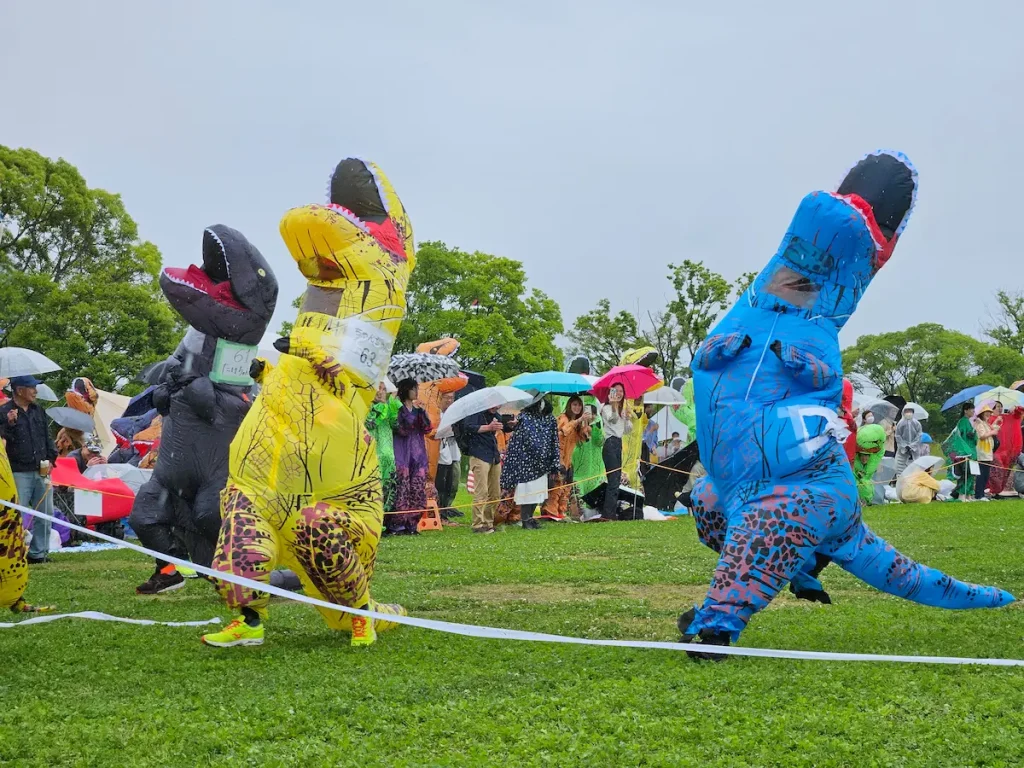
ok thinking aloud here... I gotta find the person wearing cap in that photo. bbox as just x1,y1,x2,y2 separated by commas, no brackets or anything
67,433,108,474
0,375,58,563
973,403,997,500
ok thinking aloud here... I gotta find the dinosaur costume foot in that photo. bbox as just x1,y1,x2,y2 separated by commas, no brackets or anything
10,599,56,614
677,608,731,662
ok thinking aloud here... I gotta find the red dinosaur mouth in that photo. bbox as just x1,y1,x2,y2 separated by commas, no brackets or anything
163,266,244,309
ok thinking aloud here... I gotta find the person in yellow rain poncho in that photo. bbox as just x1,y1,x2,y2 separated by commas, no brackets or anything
618,346,658,489
0,440,52,614
203,159,414,649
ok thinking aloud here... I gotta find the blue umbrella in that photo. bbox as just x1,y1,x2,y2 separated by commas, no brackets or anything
941,384,995,412
506,371,593,395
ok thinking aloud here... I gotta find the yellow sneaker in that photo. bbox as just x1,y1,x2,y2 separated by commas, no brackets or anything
350,614,377,647
369,601,407,633
178,565,198,579
201,617,264,647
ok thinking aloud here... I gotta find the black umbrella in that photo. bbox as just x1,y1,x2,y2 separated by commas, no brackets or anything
883,394,907,413
642,441,701,511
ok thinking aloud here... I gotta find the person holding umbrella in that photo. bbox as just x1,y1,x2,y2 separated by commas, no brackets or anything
598,383,634,522
0,376,58,564
973,403,997,500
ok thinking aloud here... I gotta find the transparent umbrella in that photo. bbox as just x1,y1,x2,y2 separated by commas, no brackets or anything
0,347,61,378
435,386,534,438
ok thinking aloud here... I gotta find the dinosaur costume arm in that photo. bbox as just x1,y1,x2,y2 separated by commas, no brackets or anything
854,449,884,502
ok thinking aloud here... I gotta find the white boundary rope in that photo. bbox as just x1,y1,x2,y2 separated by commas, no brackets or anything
6,500,1023,667
1,611,220,629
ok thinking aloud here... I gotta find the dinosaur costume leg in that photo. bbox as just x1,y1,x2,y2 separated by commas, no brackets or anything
212,482,391,633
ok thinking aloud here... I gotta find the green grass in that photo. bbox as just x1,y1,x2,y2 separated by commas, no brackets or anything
3,500,1023,767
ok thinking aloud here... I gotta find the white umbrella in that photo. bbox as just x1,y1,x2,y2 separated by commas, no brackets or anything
83,463,153,495
895,455,944,497
644,387,684,405
435,386,533,438
0,347,61,378
903,402,929,420
974,386,1024,410
35,383,59,402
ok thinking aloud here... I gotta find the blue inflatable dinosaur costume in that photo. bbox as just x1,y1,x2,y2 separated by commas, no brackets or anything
680,150,1014,657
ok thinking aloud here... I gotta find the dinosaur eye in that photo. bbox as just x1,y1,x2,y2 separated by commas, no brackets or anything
258,268,266,277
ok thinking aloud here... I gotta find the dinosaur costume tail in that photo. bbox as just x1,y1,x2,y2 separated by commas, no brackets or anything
835,523,1015,609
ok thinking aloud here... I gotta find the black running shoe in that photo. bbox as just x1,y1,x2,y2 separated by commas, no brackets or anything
136,570,185,595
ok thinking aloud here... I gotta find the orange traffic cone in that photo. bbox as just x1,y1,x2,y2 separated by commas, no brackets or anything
417,499,444,532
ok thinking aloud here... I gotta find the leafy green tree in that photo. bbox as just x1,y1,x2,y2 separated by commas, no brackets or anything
842,323,1024,435
0,146,182,393
667,260,733,359
733,271,759,299
396,241,563,383
643,310,686,383
277,293,303,338
984,290,1024,354
566,299,645,374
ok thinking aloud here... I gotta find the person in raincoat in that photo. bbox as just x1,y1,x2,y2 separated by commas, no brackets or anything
987,401,1024,496
541,395,590,520
853,424,887,505
573,404,605,516
943,402,977,500
898,463,942,504
365,382,400,513
894,406,922,475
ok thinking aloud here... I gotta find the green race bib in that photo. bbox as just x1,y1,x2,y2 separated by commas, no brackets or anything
210,339,258,386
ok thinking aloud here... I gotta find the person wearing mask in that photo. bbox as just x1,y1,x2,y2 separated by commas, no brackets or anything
944,402,977,500
464,406,511,534
542,396,589,521
0,376,58,564
861,410,876,426
435,392,463,519
386,379,432,536
598,383,634,522
500,399,561,529
894,406,922,475
973,403,996,501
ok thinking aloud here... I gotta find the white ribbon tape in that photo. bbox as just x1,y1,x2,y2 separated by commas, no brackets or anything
6,500,1022,667
1,611,221,629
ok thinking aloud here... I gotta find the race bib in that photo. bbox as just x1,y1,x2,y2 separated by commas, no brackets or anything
210,339,258,385
74,489,104,518
336,317,394,384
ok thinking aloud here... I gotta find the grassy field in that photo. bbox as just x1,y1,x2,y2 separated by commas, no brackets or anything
2,498,1023,767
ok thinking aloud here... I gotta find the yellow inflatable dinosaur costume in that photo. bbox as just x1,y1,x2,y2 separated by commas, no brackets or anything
203,159,413,648
0,442,51,613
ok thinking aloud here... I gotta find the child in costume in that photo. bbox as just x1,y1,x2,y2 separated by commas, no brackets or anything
680,150,1014,658
203,158,413,648
365,382,400,513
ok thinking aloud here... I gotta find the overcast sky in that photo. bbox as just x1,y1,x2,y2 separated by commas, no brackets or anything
5,1,1022,350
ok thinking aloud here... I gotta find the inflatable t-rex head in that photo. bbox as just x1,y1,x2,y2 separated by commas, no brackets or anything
566,354,592,376
161,225,279,345
417,338,460,357
748,150,917,331
620,346,659,368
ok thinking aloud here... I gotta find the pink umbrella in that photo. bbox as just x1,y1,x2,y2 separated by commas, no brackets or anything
591,365,662,402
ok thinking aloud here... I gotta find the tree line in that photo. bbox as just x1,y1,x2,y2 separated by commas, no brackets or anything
5,144,1024,429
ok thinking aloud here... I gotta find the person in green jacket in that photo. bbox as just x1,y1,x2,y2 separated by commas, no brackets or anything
852,424,887,504
943,402,978,500
365,383,401,512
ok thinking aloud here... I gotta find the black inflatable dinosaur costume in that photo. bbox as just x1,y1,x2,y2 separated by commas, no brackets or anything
130,225,278,594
